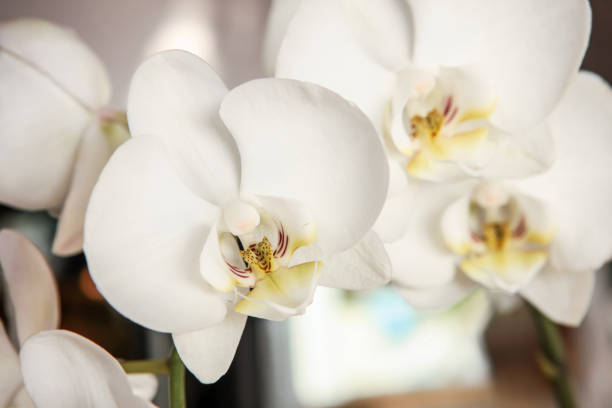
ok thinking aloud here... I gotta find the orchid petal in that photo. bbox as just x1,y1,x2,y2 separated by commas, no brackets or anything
0,230,59,346
8,387,35,408
262,0,302,75
234,262,322,320
386,180,474,288
318,231,391,290
84,136,227,333
517,72,612,273
521,267,595,327
371,159,411,243
0,43,89,210
409,0,590,131
0,18,110,110
481,123,555,179
53,121,112,256
220,78,388,256
20,330,154,408
251,195,317,259
126,374,158,402
127,50,240,205
0,322,21,408
460,250,547,293
173,312,247,384
275,0,396,130
200,225,253,293
396,274,477,310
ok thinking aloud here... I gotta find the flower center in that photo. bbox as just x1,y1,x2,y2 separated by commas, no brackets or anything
206,198,321,320
442,184,555,292
410,108,445,142
239,236,275,276
386,68,497,180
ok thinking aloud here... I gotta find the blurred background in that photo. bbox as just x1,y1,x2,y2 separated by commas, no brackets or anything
1,1,611,407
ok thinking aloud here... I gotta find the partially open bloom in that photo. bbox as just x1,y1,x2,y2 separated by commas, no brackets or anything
0,18,128,255
0,230,156,407
388,72,612,326
269,0,590,182
84,50,389,382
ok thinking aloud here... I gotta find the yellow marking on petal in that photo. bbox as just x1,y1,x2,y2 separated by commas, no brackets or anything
234,261,322,320
446,240,472,255
405,151,434,177
458,100,497,123
287,227,317,257
240,237,275,279
100,113,130,151
460,250,547,290
445,127,488,151
526,230,556,246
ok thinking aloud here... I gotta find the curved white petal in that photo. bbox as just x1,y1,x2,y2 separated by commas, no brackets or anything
220,78,389,256
8,387,35,408
0,323,21,408
0,230,59,346
386,180,474,288
275,0,396,130
200,225,251,293
84,136,227,333
0,43,89,210
481,123,555,179
396,274,477,310
339,0,413,70
126,374,158,402
517,72,612,273
127,50,240,205
521,267,595,327
409,0,590,131
262,0,302,75
318,230,391,290
20,330,153,408
0,18,111,109
53,121,112,256
173,312,247,384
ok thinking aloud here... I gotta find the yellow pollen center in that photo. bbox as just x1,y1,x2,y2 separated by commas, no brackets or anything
240,237,275,275
483,222,511,252
411,108,445,142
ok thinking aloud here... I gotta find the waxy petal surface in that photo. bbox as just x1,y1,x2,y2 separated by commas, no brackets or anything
84,136,227,333
128,50,240,205
173,312,247,384
220,78,389,256
20,330,154,408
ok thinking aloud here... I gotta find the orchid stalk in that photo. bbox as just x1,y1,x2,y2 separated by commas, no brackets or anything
528,303,576,408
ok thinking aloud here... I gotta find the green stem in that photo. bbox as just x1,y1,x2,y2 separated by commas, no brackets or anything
121,359,169,375
168,347,186,408
527,302,577,408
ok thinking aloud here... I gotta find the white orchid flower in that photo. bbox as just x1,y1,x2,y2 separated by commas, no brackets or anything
83,50,389,383
269,0,590,184
0,18,127,256
0,229,157,407
389,72,612,326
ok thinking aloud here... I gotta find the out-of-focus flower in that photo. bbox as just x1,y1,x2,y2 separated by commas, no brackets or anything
391,72,612,326
84,50,390,383
20,330,157,408
0,229,157,407
269,0,591,182
0,18,128,256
